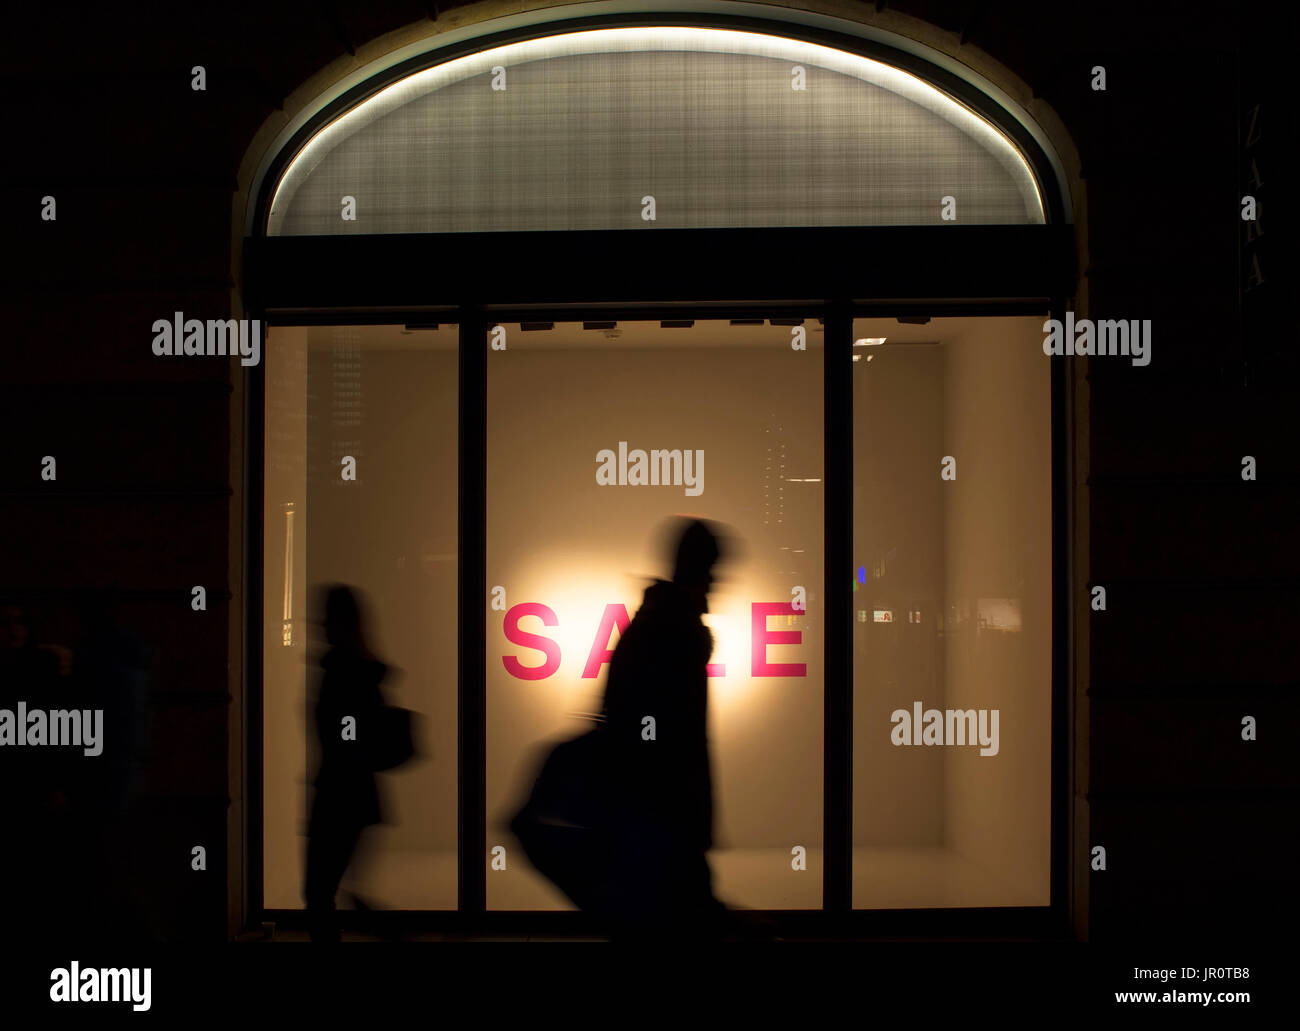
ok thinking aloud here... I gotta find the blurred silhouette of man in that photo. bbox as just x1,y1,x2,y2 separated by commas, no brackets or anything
304,585,387,942
599,518,734,940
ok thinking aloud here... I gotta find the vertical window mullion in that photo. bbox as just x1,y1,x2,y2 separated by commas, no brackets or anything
824,304,853,921
459,309,488,924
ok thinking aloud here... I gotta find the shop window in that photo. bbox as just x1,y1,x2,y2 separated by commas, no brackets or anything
487,319,824,909
851,316,1051,908
263,324,459,910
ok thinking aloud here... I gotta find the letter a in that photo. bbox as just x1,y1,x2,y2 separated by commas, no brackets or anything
50,968,71,1003
1043,318,1063,357
890,709,910,746
152,318,172,356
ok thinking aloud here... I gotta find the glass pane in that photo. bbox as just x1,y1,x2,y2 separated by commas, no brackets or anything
263,324,458,912
488,318,824,911
268,27,1043,235
851,316,1051,908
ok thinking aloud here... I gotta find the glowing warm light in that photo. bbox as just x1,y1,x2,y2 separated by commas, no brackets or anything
268,26,1045,230
281,504,294,646
853,337,887,347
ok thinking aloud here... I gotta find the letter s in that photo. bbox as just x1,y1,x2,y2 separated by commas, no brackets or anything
502,603,562,680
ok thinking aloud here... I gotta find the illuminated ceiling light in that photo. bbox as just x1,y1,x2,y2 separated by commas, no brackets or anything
866,354,874,362
853,337,886,347
266,27,1047,232
852,354,861,362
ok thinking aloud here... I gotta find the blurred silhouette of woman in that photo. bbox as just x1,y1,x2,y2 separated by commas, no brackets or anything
304,585,387,942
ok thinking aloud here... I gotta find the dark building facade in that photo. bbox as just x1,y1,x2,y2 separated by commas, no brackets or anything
2,0,1293,958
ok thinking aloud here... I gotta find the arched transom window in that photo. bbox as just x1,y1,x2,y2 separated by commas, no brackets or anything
267,26,1046,235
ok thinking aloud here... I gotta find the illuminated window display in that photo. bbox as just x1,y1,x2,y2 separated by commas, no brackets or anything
487,320,825,910
260,314,1052,917
852,316,1051,908
263,324,459,911
249,12,1068,929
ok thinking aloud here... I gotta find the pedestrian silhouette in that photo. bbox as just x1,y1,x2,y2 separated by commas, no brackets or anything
599,517,736,940
304,584,388,942
511,518,747,940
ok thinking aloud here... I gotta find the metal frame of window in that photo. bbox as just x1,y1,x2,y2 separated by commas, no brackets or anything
242,11,1076,941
